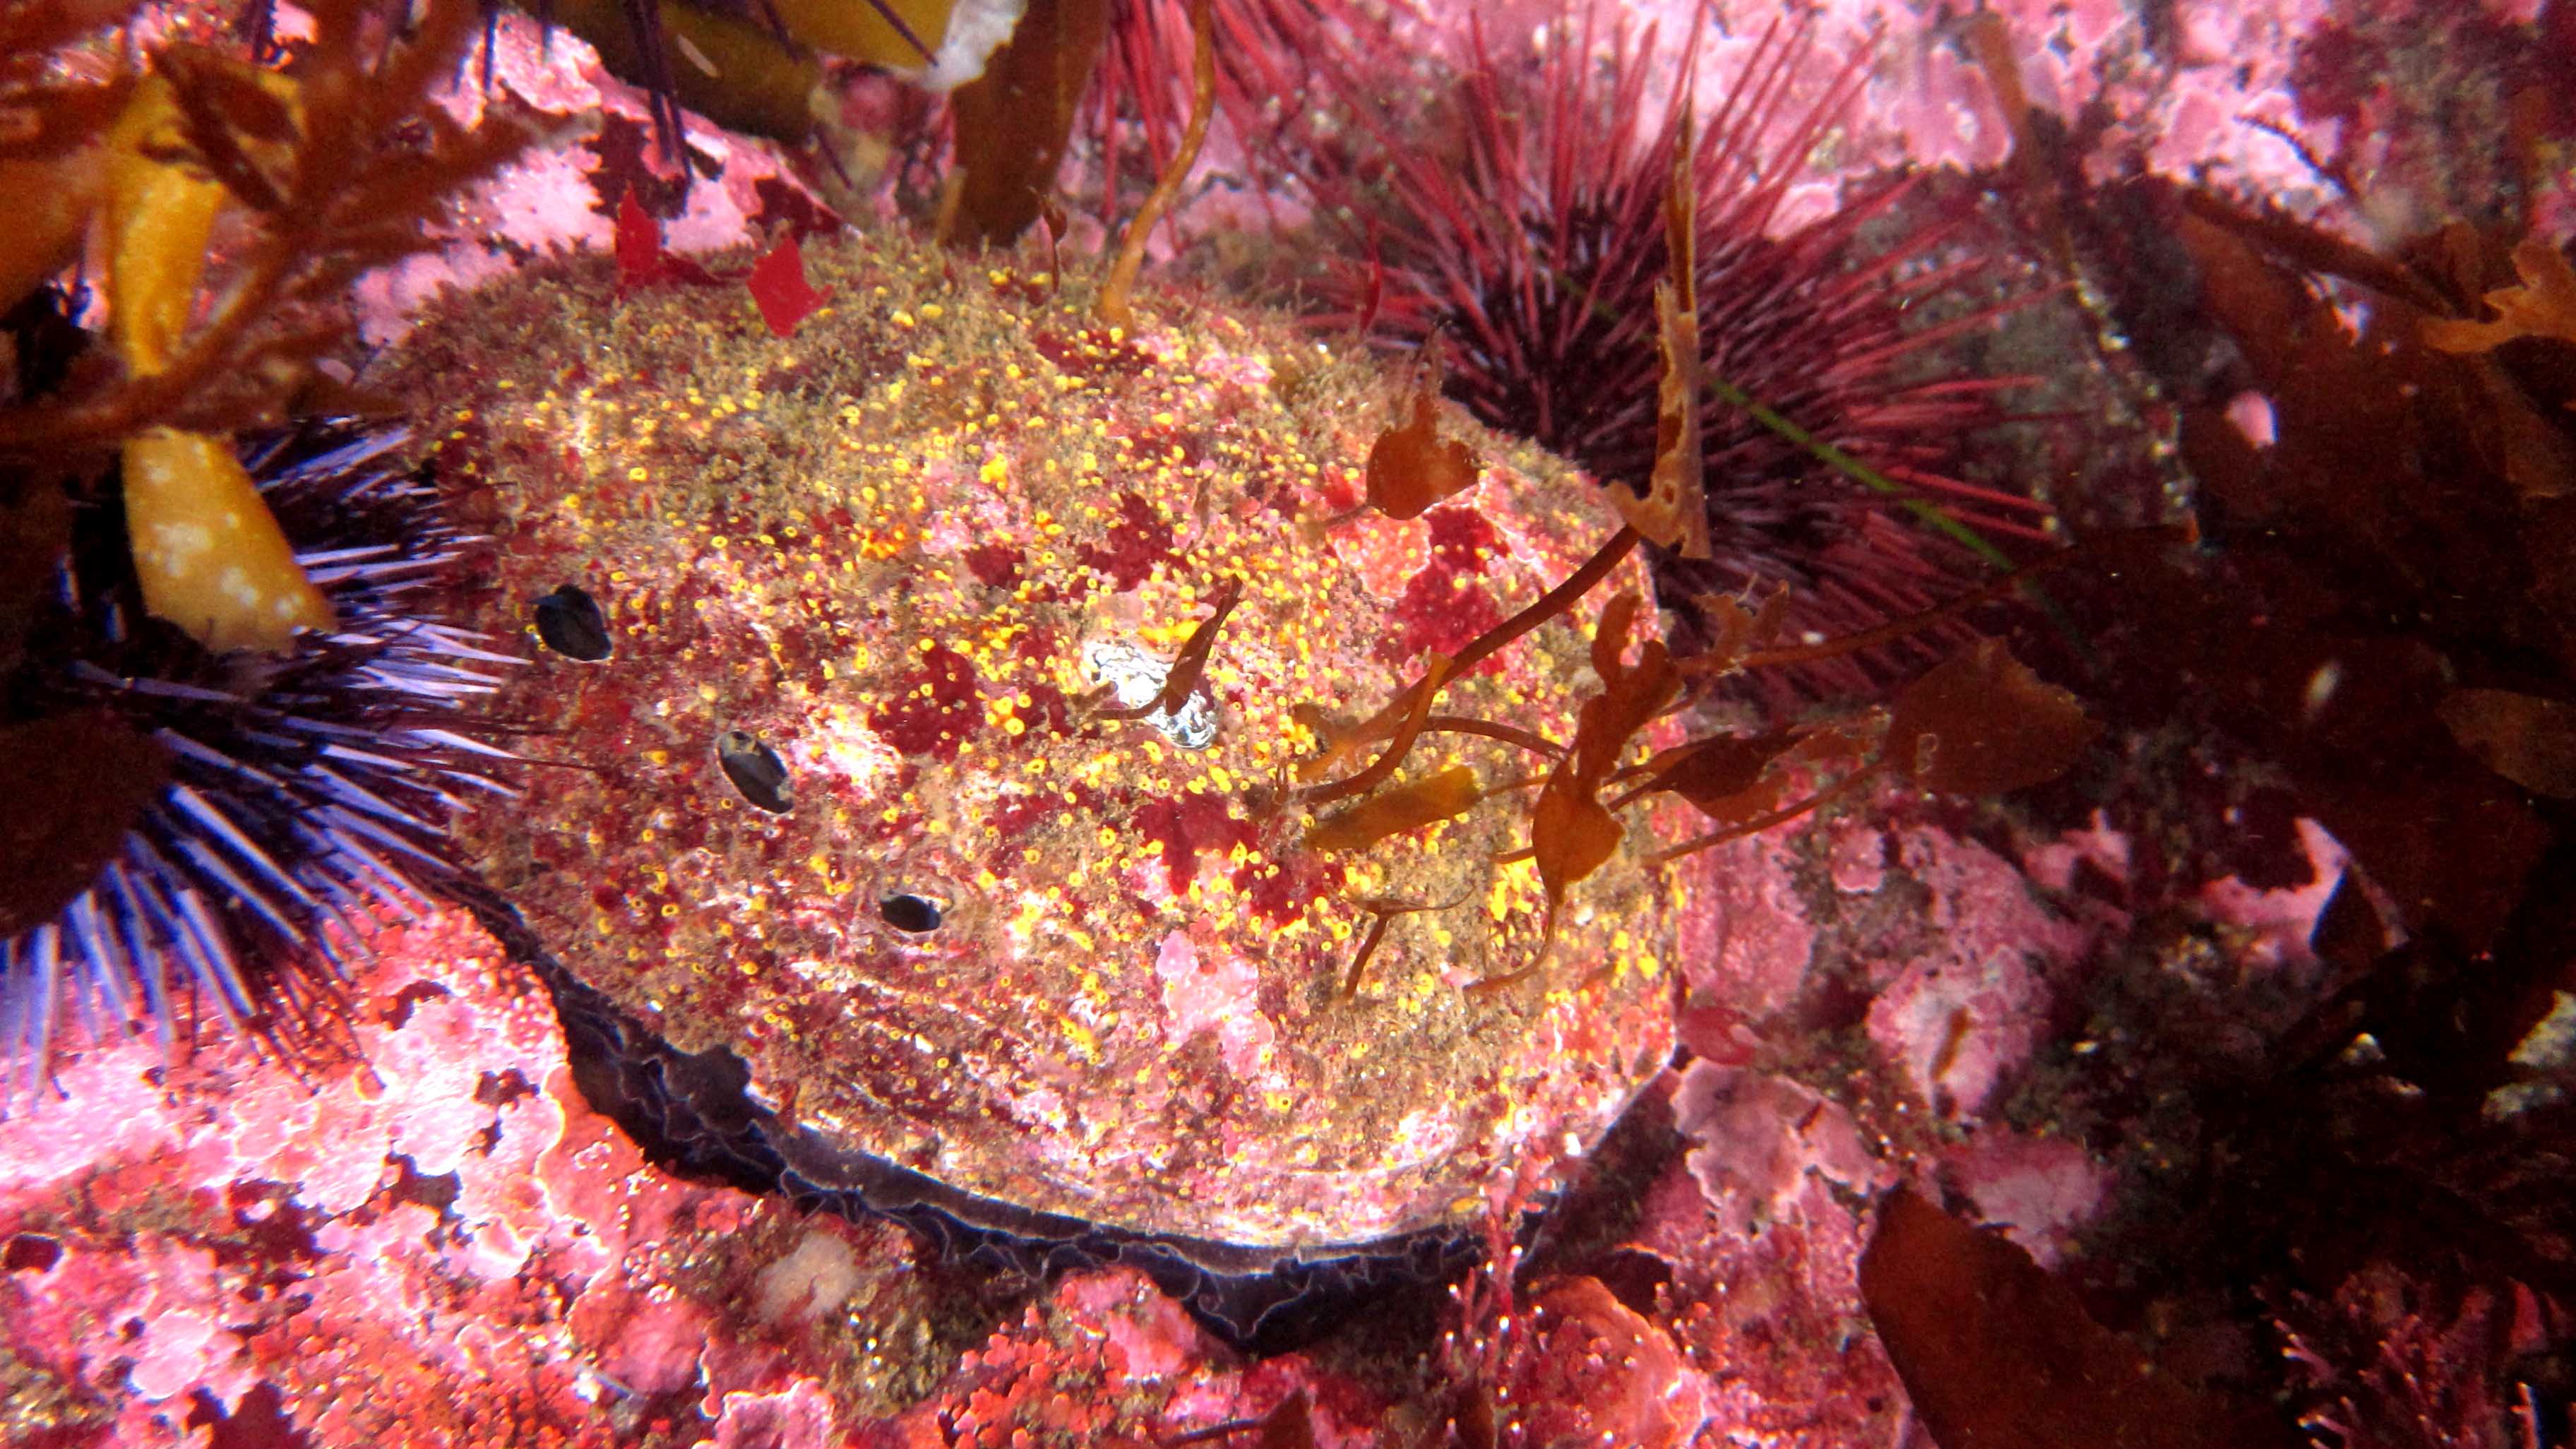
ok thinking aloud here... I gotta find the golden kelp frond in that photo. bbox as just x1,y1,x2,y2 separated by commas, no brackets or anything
1362,354,1481,522
104,71,250,377
1292,518,2116,984
1528,592,1678,932
1616,730,1806,819
2421,237,2576,356
768,0,950,71
1305,765,1480,854
1609,109,1710,560
1882,638,2098,797
946,0,1113,249
544,0,820,143
1693,583,1789,673
121,427,332,650
1657,724,1873,833
1647,638,2092,866
542,0,997,149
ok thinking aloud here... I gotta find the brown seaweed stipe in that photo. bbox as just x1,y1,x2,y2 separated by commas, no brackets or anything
1297,527,1641,808
1337,891,1474,1001
1095,575,1243,724
1095,0,1215,327
1289,507,2171,993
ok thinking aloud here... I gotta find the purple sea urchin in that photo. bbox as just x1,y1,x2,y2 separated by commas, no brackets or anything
0,409,520,1102
1302,5,2054,696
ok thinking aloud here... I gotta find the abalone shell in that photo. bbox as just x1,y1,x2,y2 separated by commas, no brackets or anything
393,227,1711,1257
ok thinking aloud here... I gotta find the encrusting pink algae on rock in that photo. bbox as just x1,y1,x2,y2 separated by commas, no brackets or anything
387,225,1711,1256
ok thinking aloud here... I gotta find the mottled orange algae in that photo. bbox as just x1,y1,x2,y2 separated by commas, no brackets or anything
390,228,1715,1246
104,73,334,652
121,427,335,651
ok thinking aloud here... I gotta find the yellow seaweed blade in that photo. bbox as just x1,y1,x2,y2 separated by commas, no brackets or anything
545,0,820,141
100,72,332,654
773,0,958,73
123,428,334,652
102,74,227,376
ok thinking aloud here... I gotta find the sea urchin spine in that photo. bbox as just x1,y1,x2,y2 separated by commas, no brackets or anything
1303,3,2056,696
0,422,520,1104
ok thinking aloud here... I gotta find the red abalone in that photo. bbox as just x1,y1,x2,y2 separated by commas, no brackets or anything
393,226,1714,1256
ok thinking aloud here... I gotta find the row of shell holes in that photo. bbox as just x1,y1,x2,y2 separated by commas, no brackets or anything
532,582,945,936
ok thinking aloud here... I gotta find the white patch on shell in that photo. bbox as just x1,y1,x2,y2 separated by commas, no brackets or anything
753,1232,860,1323
806,710,902,799
1082,638,1218,750
1193,350,1274,390
1152,931,1275,1079
1384,1104,1463,1168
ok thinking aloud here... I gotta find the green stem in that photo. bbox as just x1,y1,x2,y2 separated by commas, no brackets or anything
1704,372,2018,573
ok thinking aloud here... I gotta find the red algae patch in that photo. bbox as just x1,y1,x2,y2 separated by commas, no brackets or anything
389,228,1710,1248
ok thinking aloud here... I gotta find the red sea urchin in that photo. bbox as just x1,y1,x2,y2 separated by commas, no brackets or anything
0,390,521,1102
1302,4,2054,695
1088,0,1372,220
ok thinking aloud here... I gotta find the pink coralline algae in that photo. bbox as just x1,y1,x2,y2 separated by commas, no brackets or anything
0,911,800,1447
1940,1129,2113,1270
1496,1275,1710,1449
0,912,1404,1449
858,1270,1388,1449
1679,810,2099,1127
1607,1152,1907,1448
1675,1061,1883,1222
1859,827,2098,1121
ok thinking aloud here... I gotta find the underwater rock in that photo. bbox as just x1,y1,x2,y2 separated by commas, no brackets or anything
389,228,1708,1319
